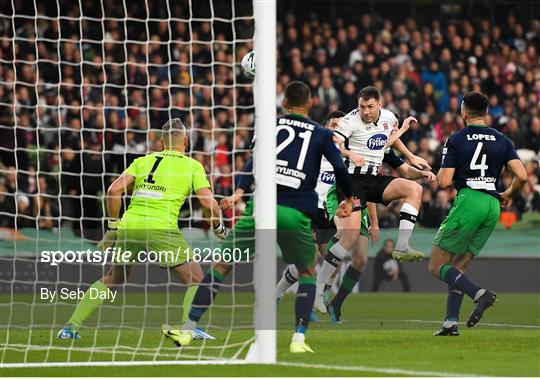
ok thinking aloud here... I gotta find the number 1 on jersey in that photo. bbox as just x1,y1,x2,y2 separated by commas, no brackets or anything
144,156,163,184
470,142,488,177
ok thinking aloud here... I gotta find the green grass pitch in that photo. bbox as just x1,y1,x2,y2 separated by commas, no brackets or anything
1,292,539,376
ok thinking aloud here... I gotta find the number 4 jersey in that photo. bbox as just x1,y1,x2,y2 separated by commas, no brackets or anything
441,125,519,198
276,114,350,216
121,150,211,229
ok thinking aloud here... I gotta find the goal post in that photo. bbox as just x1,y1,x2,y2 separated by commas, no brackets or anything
0,0,276,368
251,0,277,364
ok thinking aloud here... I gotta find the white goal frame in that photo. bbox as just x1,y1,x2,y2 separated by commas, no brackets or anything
0,0,276,368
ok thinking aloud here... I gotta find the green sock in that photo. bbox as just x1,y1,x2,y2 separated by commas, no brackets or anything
68,281,109,328
182,286,198,323
324,236,338,254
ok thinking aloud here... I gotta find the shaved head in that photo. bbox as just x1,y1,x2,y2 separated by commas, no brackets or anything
161,118,187,149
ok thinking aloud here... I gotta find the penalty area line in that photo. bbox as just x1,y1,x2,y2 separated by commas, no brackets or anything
276,361,477,377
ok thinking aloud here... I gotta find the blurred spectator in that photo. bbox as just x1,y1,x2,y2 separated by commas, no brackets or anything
372,239,410,292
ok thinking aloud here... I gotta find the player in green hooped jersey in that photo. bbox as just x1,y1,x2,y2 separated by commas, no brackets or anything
428,92,527,336
57,118,227,340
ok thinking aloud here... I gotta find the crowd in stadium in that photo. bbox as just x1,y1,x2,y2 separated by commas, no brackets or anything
0,1,539,236
276,12,540,227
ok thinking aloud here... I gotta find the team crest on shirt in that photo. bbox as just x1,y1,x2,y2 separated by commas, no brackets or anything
383,122,389,130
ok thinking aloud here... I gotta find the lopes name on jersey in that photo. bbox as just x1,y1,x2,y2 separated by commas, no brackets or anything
334,107,398,175
441,126,519,198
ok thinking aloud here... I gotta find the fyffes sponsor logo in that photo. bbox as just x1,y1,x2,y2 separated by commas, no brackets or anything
320,171,335,184
367,134,388,150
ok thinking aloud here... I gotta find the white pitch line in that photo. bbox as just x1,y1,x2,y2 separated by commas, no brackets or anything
276,361,477,377
0,359,478,376
402,319,540,329
0,359,247,369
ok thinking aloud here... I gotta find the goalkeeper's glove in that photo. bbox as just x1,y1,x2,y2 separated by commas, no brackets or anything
97,219,118,251
212,222,228,241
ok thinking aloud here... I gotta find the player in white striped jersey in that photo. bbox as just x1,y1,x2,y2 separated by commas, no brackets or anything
325,86,431,278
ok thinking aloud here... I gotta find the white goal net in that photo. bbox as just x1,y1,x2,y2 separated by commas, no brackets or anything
0,0,275,367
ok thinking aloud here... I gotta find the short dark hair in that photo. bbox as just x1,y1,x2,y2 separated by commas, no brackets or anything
162,118,186,132
462,92,489,117
326,110,345,122
284,81,311,107
357,86,381,101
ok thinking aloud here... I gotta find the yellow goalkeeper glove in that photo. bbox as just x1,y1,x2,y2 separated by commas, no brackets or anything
97,219,118,251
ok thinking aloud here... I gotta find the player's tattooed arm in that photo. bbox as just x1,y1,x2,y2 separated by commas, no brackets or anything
391,138,432,170
366,202,380,246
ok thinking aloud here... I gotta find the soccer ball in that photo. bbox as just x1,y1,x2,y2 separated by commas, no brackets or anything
241,51,255,79
383,259,399,274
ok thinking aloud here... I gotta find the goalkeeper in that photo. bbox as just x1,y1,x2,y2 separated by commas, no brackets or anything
163,81,354,353
58,118,227,340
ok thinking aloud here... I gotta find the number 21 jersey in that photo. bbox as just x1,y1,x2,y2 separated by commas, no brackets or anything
276,114,346,216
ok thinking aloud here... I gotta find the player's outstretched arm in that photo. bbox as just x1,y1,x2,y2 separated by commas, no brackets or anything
386,116,416,148
392,138,432,170
397,163,436,182
196,187,228,239
220,158,253,210
500,159,528,207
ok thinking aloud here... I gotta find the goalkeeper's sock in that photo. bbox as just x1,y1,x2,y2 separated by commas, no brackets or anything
188,268,223,323
181,285,198,323
440,264,483,300
316,240,348,295
295,276,316,334
276,265,298,298
445,284,464,323
68,281,109,328
330,264,362,312
395,203,418,250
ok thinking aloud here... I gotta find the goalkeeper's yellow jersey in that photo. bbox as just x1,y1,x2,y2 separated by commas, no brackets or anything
119,150,210,230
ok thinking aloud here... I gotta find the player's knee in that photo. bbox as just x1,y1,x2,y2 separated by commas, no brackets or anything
427,259,440,278
190,267,204,284
339,230,358,250
410,181,423,199
351,254,367,271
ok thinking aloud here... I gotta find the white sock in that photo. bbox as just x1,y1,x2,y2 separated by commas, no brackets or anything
396,202,419,249
276,265,298,298
316,242,349,294
292,332,305,344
